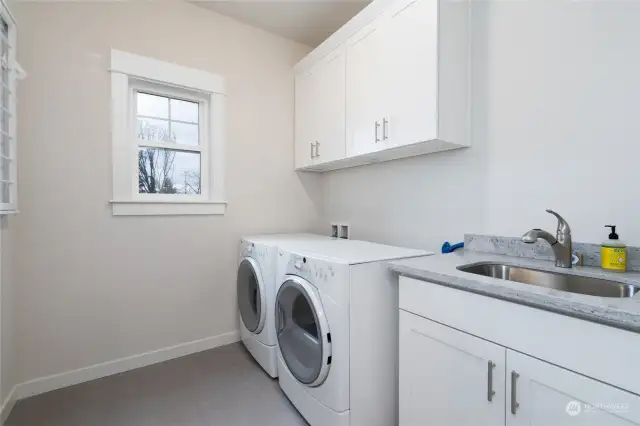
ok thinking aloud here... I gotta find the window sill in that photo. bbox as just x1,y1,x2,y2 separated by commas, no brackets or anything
110,200,227,216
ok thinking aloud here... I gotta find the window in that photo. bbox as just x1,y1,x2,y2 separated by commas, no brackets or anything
110,49,226,215
0,3,22,213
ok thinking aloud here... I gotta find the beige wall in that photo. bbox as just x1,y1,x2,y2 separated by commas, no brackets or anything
12,1,320,383
1,217,16,401
324,0,640,251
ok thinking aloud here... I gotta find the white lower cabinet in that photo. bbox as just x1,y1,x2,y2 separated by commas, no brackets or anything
506,350,640,426
399,310,640,426
399,310,506,426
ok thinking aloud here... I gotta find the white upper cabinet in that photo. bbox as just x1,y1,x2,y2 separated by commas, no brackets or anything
294,0,470,171
294,46,346,169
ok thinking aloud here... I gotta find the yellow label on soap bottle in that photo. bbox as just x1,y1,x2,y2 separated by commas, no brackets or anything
601,247,627,271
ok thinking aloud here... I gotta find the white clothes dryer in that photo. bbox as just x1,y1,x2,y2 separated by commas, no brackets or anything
274,239,432,425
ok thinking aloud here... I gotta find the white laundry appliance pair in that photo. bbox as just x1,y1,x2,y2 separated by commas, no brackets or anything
274,239,431,426
237,233,333,378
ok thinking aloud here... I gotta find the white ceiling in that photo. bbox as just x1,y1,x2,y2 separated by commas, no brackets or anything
192,0,370,47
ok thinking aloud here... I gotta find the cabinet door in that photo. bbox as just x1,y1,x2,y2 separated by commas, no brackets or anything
381,0,438,148
506,350,640,426
313,47,346,165
346,20,384,157
399,310,506,426
294,68,316,169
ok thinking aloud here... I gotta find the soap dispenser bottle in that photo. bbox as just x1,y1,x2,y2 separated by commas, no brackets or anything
601,225,627,272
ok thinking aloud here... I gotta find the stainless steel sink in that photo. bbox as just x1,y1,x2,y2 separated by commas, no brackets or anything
457,262,640,298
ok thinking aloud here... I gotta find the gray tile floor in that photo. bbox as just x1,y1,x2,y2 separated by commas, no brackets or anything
6,343,307,426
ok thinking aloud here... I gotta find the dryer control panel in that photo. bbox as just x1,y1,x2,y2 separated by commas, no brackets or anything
278,249,350,307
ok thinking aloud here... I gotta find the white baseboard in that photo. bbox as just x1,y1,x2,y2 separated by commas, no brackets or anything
0,385,16,425
13,330,240,402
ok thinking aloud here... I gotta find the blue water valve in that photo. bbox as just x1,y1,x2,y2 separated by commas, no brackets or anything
441,241,464,254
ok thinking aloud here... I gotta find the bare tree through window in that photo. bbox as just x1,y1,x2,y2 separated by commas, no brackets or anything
136,93,202,195
138,148,178,194
182,170,201,194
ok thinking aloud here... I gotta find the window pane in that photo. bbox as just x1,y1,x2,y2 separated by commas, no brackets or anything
136,93,169,119
138,148,201,195
171,122,199,146
1,182,9,203
137,118,170,142
0,41,6,65
1,158,9,181
170,99,198,123
1,109,8,133
1,134,8,157
1,19,7,66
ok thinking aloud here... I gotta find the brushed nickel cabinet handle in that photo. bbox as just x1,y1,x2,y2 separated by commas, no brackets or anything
383,118,388,140
375,121,380,143
315,141,320,157
310,142,315,159
511,371,520,415
487,361,496,402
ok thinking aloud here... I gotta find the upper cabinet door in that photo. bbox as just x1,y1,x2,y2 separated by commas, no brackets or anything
313,46,346,165
295,46,346,169
294,68,316,169
506,350,640,426
399,310,506,426
381,0,438,148
346,20,385,157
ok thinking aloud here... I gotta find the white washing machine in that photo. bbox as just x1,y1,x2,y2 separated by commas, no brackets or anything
274,239,432,426
237,233,333,377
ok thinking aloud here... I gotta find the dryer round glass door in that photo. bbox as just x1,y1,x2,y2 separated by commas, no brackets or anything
237,257,266,334
276,276,331,387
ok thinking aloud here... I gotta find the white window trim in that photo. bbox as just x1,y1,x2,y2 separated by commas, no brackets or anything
109,49,226,216
0,0,20,214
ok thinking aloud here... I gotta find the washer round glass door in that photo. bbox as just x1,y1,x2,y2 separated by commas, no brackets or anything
237,257,266,334
276,275,331,387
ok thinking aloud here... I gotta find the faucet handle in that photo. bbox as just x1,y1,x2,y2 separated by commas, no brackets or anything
546,209,571,235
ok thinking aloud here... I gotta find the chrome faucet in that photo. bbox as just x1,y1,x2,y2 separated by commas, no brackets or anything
522,209,572,268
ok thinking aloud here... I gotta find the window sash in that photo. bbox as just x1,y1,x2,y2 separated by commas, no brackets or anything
137,140,202,153
134,89,202,147
136,115,198,126
129,83,209,200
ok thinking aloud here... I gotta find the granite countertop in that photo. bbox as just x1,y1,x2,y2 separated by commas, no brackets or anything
390,250,640,333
